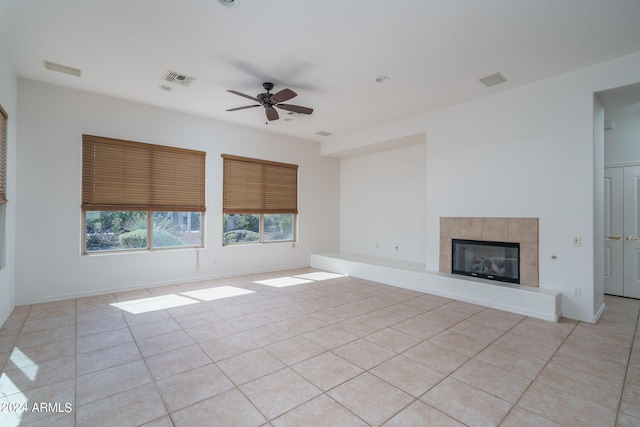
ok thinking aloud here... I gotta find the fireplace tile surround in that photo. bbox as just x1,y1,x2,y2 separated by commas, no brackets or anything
439,217,539,287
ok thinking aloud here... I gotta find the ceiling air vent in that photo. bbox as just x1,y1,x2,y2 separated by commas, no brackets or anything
43,60,82,77
478,72,507,87
163,70,196,87
315,131,333,137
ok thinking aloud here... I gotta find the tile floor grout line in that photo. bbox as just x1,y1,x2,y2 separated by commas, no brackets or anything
228,282,443,425
614,304,640,426
147,289,247,424
501,312,638,425
4,276,640,426
124,307,175,425
356,305,518,426
427,309,527,426
497,317,602,426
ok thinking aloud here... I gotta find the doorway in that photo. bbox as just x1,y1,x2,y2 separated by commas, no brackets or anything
604,165,640,298
600,84,640,299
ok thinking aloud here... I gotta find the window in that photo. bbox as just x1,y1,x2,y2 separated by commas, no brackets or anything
82,135,205,253
0,105,7,268
222,154,297,244
0,104,7,204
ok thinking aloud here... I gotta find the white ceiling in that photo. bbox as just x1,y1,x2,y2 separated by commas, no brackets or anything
2,0,640,142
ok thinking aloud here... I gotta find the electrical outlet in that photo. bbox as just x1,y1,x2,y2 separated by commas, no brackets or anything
572,237,581,247
572,286,581,296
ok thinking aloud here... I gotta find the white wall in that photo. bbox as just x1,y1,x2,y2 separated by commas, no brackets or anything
0,45,17,325
15,79,340,304
324,52,640,323
593,95,605,315
604,102,640,165
340,142,426,263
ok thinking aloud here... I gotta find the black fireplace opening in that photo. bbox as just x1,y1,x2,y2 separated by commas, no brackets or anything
452,239,520,284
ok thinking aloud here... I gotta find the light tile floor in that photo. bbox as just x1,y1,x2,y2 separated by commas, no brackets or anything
0,267,639,426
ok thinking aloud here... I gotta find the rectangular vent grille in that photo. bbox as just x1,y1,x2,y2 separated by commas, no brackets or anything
479,72,507,87
315,131,333,137
44,60,82,77
163,70,196,87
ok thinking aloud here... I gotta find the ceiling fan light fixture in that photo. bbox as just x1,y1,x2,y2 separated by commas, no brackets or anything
219,0,239,9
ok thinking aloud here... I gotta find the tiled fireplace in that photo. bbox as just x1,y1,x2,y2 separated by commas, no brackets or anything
439,217,539,287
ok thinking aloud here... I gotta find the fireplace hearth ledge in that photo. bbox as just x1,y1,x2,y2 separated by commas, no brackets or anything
311,251,561,322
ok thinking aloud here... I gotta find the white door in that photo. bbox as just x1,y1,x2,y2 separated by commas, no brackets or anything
605,165,640,298
604,167,623,295
623,166,640,298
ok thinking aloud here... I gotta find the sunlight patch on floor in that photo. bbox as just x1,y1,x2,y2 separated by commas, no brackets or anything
255,271,347,288
111,286,257,314
294,272,346,281
7,347,38,371
180,286,255,301
253,277,314,288
111,294,198,314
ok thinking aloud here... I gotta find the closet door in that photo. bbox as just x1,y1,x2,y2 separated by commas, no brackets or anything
605,167,623,296
623,165,640,298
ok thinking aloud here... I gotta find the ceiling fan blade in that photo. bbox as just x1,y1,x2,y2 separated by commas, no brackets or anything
265,107,279,121
271,88,297,103
276,104,313,115
227,90,260,103
226,105,261,111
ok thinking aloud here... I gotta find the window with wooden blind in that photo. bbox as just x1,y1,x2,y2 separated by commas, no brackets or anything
82,135,205,253
222,154,297,244
0,104,7,204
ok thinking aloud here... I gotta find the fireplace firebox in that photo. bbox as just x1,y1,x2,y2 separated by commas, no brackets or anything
452,239,520,284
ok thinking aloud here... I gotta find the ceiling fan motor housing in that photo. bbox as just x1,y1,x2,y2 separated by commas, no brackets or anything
258,82,275,106
257,92,273,106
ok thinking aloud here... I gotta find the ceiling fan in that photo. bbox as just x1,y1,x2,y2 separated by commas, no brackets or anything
226,82,313,122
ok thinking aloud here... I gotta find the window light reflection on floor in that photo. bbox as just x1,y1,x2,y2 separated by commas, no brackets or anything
254,271,347,288
111,294,199,315
180,286,254,301
1,369,25,396
253,277,314,288
110,272,348,314
7,347,38,373
1,348,35,425
293,272,346,281
0,388,26,425
110,286,256,314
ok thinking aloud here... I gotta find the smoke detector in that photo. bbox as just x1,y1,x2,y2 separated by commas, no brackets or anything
163,71,197,87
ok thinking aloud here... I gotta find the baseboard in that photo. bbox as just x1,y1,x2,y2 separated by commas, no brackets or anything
15,263,311,306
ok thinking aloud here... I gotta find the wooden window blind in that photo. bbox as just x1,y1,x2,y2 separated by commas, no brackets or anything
0,105,7,204
82,135,206,212
222,154,298,214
